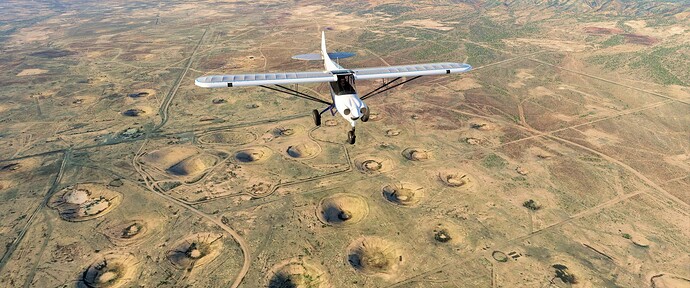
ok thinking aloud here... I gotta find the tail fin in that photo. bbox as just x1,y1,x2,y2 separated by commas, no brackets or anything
321,31,341,71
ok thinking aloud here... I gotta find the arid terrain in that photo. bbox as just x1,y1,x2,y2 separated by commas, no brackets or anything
0,0,689,287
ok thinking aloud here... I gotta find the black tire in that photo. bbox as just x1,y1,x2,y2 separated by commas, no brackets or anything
361,114,369,122
312,109,321,126
347,130,356,144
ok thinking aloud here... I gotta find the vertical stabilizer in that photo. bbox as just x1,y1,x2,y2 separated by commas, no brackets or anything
321,31,342,71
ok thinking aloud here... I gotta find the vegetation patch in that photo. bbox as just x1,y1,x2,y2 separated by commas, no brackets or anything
482,153,507,169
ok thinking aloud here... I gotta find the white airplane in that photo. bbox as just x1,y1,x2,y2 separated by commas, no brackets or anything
195,31,472,144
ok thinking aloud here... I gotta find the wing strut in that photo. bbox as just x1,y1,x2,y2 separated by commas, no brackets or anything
259,85,331,105
360,76,422,101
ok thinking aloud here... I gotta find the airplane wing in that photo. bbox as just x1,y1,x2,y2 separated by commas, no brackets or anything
195,71,337,88
352,62,471,80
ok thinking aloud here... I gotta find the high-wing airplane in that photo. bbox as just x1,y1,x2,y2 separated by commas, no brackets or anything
195,32,472,144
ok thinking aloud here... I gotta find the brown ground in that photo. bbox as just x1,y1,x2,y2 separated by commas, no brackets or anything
0,1,688,287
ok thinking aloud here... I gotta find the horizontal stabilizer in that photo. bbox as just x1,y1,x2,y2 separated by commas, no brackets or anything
292,52,355,61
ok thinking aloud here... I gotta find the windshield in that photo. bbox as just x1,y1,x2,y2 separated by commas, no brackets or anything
330,74,356,95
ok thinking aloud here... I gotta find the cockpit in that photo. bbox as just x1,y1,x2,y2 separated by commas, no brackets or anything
330,74,356,95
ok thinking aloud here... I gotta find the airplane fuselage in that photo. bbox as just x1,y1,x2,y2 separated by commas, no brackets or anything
327,72,368,127
332,93,366,127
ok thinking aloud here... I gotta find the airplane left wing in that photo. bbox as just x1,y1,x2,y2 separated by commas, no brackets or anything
195,71,337,88
352,62,471,80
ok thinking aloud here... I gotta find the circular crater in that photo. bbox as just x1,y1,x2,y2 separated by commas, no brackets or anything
266,258,330,288
385,129,401,137
197,131,256,146
166,154,217,179
465,137,481,145
120,106,151,117
630,232,651,248
367,112,382,121
63,188,90,204
270,124,305,138
234,147,271,163
438,171,474,188
382,182,424,207
49,184,122,222
324,119,338,127
316,193,369,226
167,233,223,270
285,142,321,159
347,237,402,278
401,148,431,161
492,251,508,262
354,156,392,174
470,121,495,131
428,221,465,246
78,252,138,288
103,220,150,246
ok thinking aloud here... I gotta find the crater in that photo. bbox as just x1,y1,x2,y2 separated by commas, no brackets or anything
382,182,424,206
120,106,151,117
197,131,256,146
166,154,218,179
347,237,402,278
385,129,401,137
49,183,122,222
63,188,90,204
103,220,151,246
269,124,305,138
492,251,508,262
354,156,392,174
367,112,382,121
78,252,137,288
402,148,431,161
167,233,223,270
428,221,464,246
465,137,481,145
438,171,474,188
286,142,321,159
128,89,154,98
470,121,495,131
324,119,338,127
266,258,330,288
317,193,369,226
234,147,272,163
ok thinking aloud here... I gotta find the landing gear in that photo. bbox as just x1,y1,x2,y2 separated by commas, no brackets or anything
312,109,321,126
361,109,370,123
347,128,356,145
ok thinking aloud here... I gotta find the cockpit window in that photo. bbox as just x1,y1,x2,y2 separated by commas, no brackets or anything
330,74,356,95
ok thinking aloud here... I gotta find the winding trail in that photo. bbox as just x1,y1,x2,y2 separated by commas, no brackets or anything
132,141,251,288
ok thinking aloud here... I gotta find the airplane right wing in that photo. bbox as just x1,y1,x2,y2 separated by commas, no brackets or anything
352,62,471,80
195,71,337,88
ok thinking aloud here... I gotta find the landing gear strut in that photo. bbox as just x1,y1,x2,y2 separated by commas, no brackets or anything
347,128,356,145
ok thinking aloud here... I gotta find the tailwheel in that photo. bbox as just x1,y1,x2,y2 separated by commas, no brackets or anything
312,109,321,126
347,130,356,145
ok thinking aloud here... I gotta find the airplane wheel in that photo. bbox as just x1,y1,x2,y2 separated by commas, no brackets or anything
312,109,321,126
347,130,356,145
361,114,369,122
